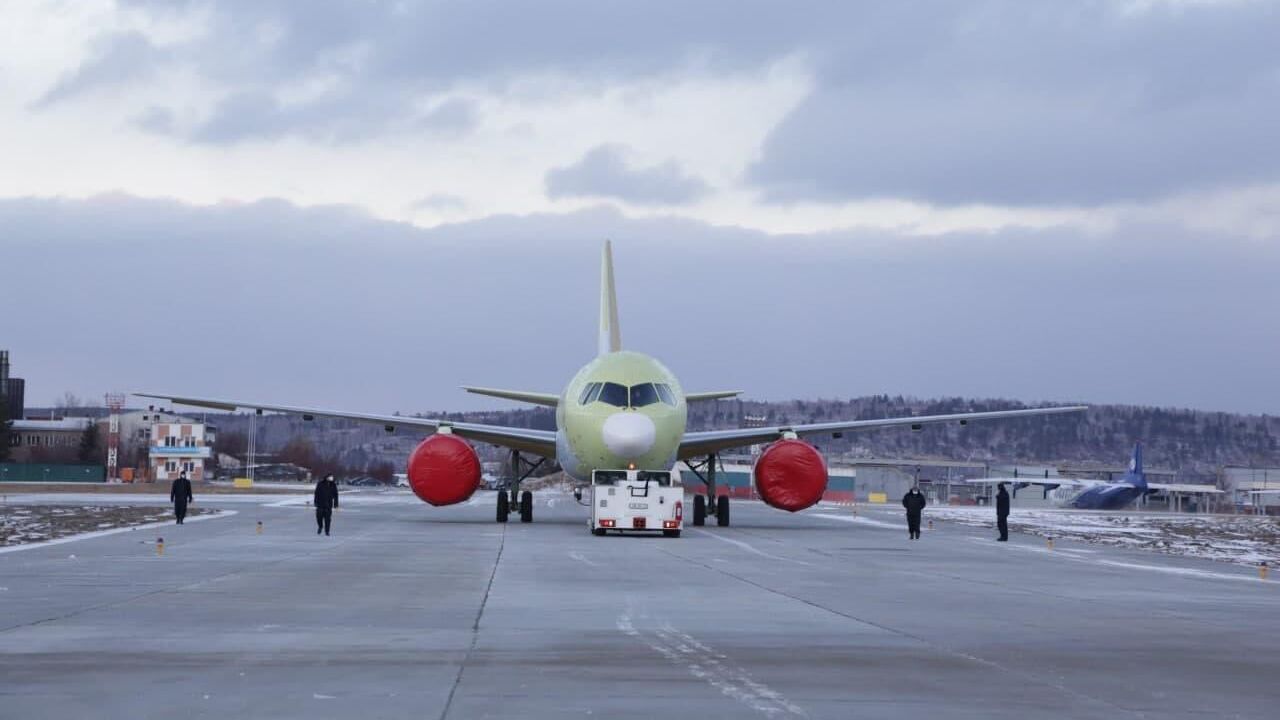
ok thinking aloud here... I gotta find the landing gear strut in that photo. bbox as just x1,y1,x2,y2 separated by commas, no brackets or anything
685,454,730,527
497,450,545,523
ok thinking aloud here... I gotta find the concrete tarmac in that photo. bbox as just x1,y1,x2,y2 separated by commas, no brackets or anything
1,490,1277,719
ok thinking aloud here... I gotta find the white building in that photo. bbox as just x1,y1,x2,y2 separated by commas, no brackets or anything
1222,466,1280,509
145,413,215,482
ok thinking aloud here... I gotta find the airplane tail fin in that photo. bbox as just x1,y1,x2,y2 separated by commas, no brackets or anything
1128,442,1147,490
598,240,621,356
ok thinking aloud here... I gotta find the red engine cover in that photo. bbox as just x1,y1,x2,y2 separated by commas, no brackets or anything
407,434,481,507
753,439,828,512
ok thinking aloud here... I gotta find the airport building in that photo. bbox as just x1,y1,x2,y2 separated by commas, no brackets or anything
146,414,215,482
6,417,93,462
1221,466,1280,511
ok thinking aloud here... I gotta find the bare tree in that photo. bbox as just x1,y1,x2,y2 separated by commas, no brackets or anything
56,392,83,412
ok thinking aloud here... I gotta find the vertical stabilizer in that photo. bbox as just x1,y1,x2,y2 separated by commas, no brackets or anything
1127,442,1147,490
598,240,622,356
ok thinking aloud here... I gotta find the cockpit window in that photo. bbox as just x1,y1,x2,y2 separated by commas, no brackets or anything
629,383,660,408
654,383,676,406
578,382,602,405
597,382,629,407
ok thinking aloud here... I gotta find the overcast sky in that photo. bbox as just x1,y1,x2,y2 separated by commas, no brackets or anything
2,1,1278,414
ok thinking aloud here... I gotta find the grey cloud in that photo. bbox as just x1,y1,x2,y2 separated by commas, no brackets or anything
36,2,1280,200
132,106,175,135
35,31,164,107
1,194,1277,414
189,86,445,144
99,0,800,144
748,2,1280,205
546,145,710,205
418,98,477,134
411,193,468,212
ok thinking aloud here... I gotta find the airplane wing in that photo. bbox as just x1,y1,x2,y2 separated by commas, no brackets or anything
677,405,1088,460
133,392,557,457
1147,482,1223,494
685,391,742,402
962,476,1101,488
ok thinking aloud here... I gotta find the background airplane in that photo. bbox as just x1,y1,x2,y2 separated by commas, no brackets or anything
966,442,1221,509
138,242,1087,528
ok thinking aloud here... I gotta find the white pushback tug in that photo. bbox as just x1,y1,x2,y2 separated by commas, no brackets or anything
582,468,684,537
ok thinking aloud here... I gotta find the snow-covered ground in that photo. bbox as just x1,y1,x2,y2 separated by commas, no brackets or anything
928,506,1280,567
0,505,218,547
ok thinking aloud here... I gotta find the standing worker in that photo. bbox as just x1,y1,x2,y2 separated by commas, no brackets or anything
314,474,340,536
170,470,193,525
902,486,926,540
996,482,1010,541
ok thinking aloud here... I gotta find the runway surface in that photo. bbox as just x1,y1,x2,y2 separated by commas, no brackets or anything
2,490,1277,719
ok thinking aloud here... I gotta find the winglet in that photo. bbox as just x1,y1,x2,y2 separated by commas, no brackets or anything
599,240,622,356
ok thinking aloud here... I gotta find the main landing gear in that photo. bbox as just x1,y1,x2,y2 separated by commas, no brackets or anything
686,454,730,527
497,450,543,524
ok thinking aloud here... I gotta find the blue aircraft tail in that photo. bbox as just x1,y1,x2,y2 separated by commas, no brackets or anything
1126,442,1147,490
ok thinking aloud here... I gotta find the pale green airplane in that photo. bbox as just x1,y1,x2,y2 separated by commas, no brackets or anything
137,242,1086,526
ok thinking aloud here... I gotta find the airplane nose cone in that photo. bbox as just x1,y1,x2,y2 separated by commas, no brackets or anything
602,412,656,459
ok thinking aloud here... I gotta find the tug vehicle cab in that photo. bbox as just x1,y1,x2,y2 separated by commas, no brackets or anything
589,469,683,537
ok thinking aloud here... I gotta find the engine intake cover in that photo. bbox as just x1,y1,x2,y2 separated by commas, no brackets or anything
407,434,481,506
753,439,828,512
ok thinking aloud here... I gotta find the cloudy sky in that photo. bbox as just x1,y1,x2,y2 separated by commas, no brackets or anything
2,0,1278,414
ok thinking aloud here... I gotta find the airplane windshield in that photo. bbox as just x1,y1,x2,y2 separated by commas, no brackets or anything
655,383,676,406
630,383,660,408
578,382,601,405
598,382,628,407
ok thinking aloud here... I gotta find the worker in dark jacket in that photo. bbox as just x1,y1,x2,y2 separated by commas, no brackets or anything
170,471,193,525
902,487,927,539
314,474,340,536
996,483,1010,541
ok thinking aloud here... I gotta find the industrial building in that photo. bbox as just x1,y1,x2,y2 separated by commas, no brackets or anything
6,417,94,463
1221,466,1280,511
0,350,26,420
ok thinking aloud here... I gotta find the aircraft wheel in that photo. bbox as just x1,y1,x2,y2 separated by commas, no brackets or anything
663,530,681,538
520,490,533,523
692,495,706,526
496,490,509,522
592,528,606,536
716,495,730,527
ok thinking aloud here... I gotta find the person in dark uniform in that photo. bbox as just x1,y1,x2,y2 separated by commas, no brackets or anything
996,482,1010,541
902,486,926,540
314,474,339,536
170,470,193,525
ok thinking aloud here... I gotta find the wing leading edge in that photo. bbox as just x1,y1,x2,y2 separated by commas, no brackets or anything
133,392,557,458
677,405,1088,460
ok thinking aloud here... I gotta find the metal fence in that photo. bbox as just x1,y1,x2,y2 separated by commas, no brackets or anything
0,463,106,483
